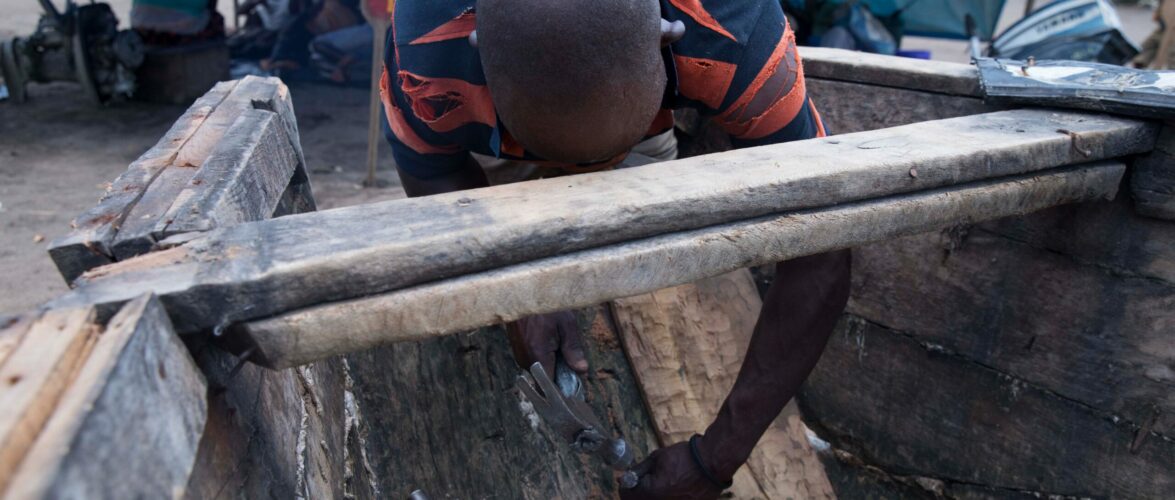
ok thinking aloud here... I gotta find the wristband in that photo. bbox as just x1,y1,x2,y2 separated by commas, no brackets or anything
689,434,733,490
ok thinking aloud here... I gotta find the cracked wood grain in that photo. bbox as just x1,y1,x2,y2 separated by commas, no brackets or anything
242,162,1126,368
53,111,1155,337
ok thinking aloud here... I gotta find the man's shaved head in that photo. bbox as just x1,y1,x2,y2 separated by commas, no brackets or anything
475,0,665,163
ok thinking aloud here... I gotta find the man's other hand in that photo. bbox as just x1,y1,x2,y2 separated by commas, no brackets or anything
620,441,725,500
505,311,588,379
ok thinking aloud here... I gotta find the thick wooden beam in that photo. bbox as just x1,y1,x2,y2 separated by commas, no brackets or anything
6,295,207,499
52,111,1156,333
243,162,1126,368
0,307,98,492
111,76,306,260
47,82,238,283
47,76,312,283
158,108,300,235
798,47,981,97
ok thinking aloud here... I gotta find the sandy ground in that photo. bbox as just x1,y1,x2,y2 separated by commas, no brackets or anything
0,0,1159,314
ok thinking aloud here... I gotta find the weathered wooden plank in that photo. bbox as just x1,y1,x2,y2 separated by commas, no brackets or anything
611,270,834,498
845,223,1175,436
47,81,239,283
799,315,1175,498
978,196,1175,284
158,108,300,236
0,306,97,492
342,305,659,498
180,341,355,499
241,162,1127,368
56,111,1155,331
6,295,207,499
799,46,982,96
1131,126,1175,220
111,76,300,260
807,78,1002,134
172,166,352,499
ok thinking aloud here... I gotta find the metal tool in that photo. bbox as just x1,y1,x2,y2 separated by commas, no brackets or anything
516,361,641,489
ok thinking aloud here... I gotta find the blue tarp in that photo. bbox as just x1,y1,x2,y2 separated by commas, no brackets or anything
787,0,1008,40
898,0,1007,40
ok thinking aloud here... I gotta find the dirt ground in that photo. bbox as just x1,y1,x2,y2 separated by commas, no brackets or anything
0,0,1158,315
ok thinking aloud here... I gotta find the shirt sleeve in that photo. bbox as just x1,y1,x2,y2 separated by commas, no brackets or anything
380,32,470,180
711,9,827,148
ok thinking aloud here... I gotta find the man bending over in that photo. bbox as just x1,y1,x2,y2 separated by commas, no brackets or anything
380,0,851,497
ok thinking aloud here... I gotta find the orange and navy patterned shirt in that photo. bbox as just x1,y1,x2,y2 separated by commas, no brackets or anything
381,0,826,180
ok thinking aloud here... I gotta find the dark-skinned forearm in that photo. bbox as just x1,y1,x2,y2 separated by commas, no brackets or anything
697,249,852,480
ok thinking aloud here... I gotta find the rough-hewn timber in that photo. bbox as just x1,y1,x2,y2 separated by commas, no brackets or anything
611,270,835,498
242,163,1126,368
47,76,313,283
0,307,97,492
799,46,982,96
342,305,660,498
158,108,300,235
46,81,238,283
800,315,1175,498
53,111,1155,334
845,218,1175,437
7,295,206,499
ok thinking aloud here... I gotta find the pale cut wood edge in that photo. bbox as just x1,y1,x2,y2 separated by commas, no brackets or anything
160,108,300,236
798,46,981,97
7,294,207,500
0,306,98,493
0,315,37,369
240,162,1125,368
611,270,835,498
111,76,293,260
47,81,240,284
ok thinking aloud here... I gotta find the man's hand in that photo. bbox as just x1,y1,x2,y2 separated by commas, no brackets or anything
620,441,725,500
505,311,588,379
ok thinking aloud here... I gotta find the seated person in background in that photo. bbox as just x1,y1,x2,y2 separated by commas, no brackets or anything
309,23,374,85
382,0,850,497
262,0,362,74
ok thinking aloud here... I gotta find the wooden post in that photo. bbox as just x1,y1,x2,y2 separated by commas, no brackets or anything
361,0,391,187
